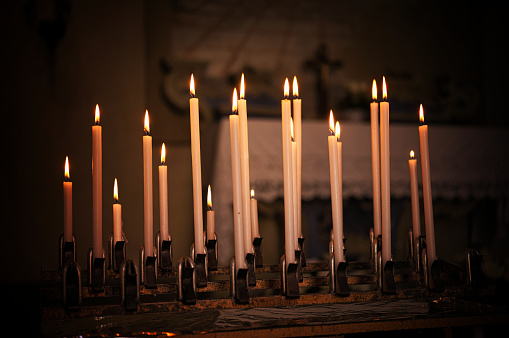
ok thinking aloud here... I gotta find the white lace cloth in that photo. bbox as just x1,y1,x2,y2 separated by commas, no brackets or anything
211,117,509,264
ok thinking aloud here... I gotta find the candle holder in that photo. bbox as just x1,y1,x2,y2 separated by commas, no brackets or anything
252,237,263,267
177,257,197,305
62,259,81,311
139,246,157,288
229,257,250,304
328,239,350,296
108,234,126,272
120,259,139,311
295,247,303,282
382,258,396,294
59,233,76,270
420,238,443,292
279,254,300,298
298,237,306,267
156,231,173,271
369,228,382,274
190,243,208,288
87,248,105,292
206,232,218,271
466,248,485,288
246,252,257,286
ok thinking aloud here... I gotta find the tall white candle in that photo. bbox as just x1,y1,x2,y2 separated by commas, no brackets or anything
143,110,154,257
336,121,345,263
230,88,246,270
250,189,260,239
206,185,215,241
113,178,122,244
292,76,302,239
159,143,169,242
370,80,382,239
408,150,421,240
281,78,295,265
291,118,299,249
92,104,103,259
189,74,205,256
380,77,391,265
418,105,436,265
63,156,73,243
238,74,252,255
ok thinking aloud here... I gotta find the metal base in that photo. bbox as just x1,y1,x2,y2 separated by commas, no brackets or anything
87,248,105,292
108,234,126,272
59,233,76,270
328,253,349,296
140,246,157,288
246,253,257,286
156,231,173,271
230,257,250,304
253,237,263,267
191,243,208,287
382,260,396,294
280,255,300,298
62,260,81,310
206,233,218,271
178,257,196,305
298,237,306,267
120,260,139,311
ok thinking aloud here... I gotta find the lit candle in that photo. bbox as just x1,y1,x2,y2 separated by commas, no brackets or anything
250,189,260,239
292,76,302,239
92,104,103,259
380,76,391,265
159,143,169,242
143,110,154,257
206,185,215,241
418,105,436,265
113,178,122,244
63,156,72,243
281,78,295,265
291,118,299,249
238,73,253,255
189,74,205,256
408,150,421,241
230,88,246,269
370,80,382,239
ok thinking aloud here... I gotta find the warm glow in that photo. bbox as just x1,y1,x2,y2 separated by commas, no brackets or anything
144,110,150,134
240,73,245,100
207,185,212,209
64,156,70,179
372,79,377,101
293,76,299,98
232,87,238,113
190,74,195,97
95,104,100,124
291,117,294,141
113,178,118,201
329,110,335,134
251,189,255,199
382,76,387,101
335,121,341,140
410,150,415,159
284,78,289,98
419,104,424,123
161,143,166,165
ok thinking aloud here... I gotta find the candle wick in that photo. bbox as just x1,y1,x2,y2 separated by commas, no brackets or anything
64,177,71,182
293,95,299,100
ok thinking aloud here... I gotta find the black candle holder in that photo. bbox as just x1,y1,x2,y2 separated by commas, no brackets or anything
156,231,173,271
466,248,485,288
177,257,196,305
59,233,76,270
229,257,250,304
280,254,300,298
139,246,157,288
296,248,303,282
62,259,81,311
328,240,350,296
108,234,126,272
298,237,306,267
206,232,218,271
120,259,139,311
87,248,105,292
252,237,263,267
382,259,396,294
246,252,257,286
370,228,382,274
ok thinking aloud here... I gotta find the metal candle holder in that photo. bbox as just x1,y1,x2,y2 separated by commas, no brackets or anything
280,254,300,298
120,259,139,311
108,234,126,272
59,233,76,270
298,237,306,267
87,247,105,292
229,257,250,304
139,246,157,288
62,260,81,310
328,237,350,296
177,256,196,305
190,242,208,288
156,231,173,271
246,252,257,286
252,236,263,267
206,232,218,271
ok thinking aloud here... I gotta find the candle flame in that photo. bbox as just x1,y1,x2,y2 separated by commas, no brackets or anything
144,110,150,134
329,110,335,134
114,178,118,201
372,80,377,101
410,150,415,159
291,117,295,141
161,143,166,164
64,156,70,180
335,121,341,140
251,189,255,199
95,104,100,125
232,87,238,113
284,78,289,99
382,76,387,101
419,104,424,124
240,73,245,100
293,76,299,98
190,74,195,97
207,185,212,209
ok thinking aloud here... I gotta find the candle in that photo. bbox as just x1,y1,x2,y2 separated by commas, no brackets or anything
292,76,302,239
380,77,391,265
336,121,345,263
238,73,253,255
291,118,299,249
92,104,103,259
370,80,382,239
63,156,72,243
408,150,421,241
189,74,205,256
230,88,246,269
206,185,215,241
113,178,122,244
250,189,260,239
418,105,436,265
281,78,295,265
159,143,169,242
143,110,154,257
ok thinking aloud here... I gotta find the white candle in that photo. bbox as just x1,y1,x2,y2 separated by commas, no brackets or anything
230,88,246,270
159,143,169,242
92,104,103,259
418,105,436,265
113,178,122,244
292,76,302,239
281,78,295,265
238,73,252,255
189,74,205,256
250,189,260,239
380,77,391,265
63,156,72,243
370,80,382,239
336,121,345,263
291,118,299,249
408,150,421,240
206,185,215,241
143,110,154,257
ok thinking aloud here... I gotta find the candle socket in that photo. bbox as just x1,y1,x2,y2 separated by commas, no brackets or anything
298,237,306,267
156,232,173,271
253,237,263,267
382,260,396,294
466,248,485,288
191,243,208,287
229,257,250,304
280,254,300,299
62,260,81,311
87,248,105,292
295,249,303,282
59,233,76,270
328,252,350,296
139,246,157,288
177,257,196,305
420,238,444,292
120,259,139,311
108,234,126,272
246,253,256,286
206,232,218,271
370,229,382,274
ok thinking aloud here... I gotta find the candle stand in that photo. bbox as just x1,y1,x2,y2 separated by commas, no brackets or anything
139,246,157,288
206,232,218,271
230,257,250,304
191,243,208,288
119,259,139,311
62,260,81,311
280,254,300,298
156,231,173,271
246,252,257,286
108,234,126,272
177,256,197,305
328,239,350,296
59,233,76,270
253,236,263,267
87,247,105,292
298,237,306,267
